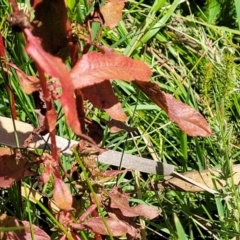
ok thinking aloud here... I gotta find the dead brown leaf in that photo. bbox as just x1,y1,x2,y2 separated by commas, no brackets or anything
16,70,40,94
0,148,35,188
154,165,240,192
97,170,127,179
100,1,125,29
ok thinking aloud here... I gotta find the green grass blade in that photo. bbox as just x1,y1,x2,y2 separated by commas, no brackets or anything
173,213,188,240
234,0,240,30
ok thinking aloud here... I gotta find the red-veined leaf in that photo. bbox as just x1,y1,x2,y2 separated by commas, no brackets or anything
53,176,73,210
70,52,152,89
0,214,50,240
134,81,212,137
24,29,81,135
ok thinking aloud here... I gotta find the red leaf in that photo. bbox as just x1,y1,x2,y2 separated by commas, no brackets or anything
131,204,161,220
83,217,138,237
31,0,70,57
0,32,5,57
108,187,161,219
134,81,212,137
0,214,50,240
82,80,127,121
100,1,125,29
24,29,82,135
70,52,152,89
108,187,135,217
0,148,35,188
8,61,41,94
53,176,73,210
107,212,140,239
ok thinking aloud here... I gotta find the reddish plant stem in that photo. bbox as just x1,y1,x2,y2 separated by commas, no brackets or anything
8,88,17,120
9,0,21,14
1,30,21,214
75,89,86,134
4,0,24,216
0,33,5,57
36,63,59,162
95,233,103,240
70,38,86,134
53,170,61,181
